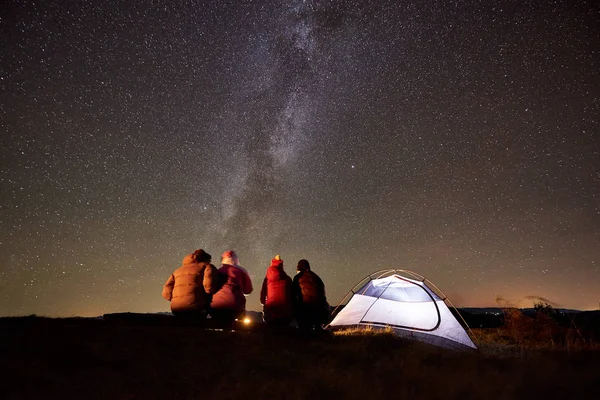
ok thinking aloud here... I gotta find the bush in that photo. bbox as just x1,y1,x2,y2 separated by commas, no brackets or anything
501,303,593,348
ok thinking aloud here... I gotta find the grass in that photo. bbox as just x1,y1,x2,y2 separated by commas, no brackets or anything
0,315,598,400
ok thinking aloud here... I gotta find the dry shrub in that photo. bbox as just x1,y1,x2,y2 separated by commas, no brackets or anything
503,308,531,345
502,306,562,346
501,304,594,349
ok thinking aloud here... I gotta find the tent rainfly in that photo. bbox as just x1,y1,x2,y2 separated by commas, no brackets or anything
326,270,477,350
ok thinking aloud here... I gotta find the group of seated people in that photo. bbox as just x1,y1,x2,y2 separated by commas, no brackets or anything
161,249,329,331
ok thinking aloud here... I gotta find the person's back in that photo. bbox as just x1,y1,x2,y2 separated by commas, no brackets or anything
292,259,329,331
210,250,253,321
294,269,326,305
260,255,293,325
162,249,217,318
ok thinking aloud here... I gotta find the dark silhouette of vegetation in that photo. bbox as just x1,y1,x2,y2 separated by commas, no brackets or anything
492,302,596,349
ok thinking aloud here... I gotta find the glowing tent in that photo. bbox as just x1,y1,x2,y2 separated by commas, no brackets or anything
327,270,477,350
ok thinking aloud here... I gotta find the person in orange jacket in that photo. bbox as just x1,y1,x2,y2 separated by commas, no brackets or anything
162,249,218,319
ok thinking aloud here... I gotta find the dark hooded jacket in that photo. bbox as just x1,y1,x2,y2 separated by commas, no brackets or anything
293,269,327,306
260,257,294,324
292,260,329,326
162,253,218,314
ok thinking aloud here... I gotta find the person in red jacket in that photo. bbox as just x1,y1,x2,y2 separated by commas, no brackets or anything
210,250,253,323
260,255,294,326
292,259,330,332
162,249,218,319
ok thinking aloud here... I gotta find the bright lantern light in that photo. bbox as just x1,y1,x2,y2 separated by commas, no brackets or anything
243,318,251,324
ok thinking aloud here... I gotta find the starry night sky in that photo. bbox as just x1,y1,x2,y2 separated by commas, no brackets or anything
1,0,598,317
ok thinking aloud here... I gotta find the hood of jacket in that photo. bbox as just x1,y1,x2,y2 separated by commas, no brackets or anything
182,253,195,265
221,250,239,267
267,264,287,281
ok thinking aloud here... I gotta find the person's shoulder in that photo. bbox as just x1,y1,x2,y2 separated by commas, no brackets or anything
217,264,230,272
171,264,183,273
175,262,195,272
173,262,201,276
234,264,250,276
202,262,217,271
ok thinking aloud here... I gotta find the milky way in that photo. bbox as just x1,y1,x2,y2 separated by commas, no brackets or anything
1,0,598,316
218,1,319,257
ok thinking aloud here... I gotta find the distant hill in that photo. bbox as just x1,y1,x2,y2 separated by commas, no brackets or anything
458,307,584,315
